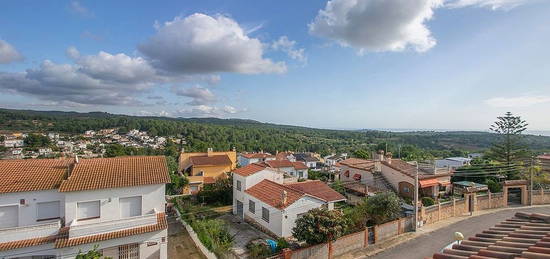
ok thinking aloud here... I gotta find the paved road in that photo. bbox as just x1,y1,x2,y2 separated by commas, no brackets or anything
370,206,550,259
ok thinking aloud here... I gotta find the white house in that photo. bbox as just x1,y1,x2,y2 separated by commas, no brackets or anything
435,157,472,170
0,156,170,259
259,160,309,179
238,153,276,166
3,139,24,148
232,164,345,237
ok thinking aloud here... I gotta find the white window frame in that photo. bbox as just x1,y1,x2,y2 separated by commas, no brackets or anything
36,201,61,221
119,196,142,218
77,200,101,221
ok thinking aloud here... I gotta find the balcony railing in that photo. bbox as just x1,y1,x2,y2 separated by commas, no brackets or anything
0,219,61,243
69,212,158,238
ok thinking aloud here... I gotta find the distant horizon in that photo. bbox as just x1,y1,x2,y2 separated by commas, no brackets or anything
3,107,550,136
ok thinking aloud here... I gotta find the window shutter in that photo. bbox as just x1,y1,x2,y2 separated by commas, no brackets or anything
77,200,100,220
37,201,60,220
120,196,142,218
0,205,18,227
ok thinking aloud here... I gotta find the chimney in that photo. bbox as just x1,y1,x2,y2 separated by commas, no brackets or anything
232,146,236,152
281,190,288,206
75,155,79,164
181,147,185,153
207,147,213,157
375,150,385,161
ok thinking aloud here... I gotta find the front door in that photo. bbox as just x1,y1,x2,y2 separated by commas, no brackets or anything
236,200,244,219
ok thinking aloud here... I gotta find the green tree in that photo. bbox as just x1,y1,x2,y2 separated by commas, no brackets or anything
24,133,51,148
353,149,370,159
166,156,188,195
364,192,401,224
76,245,112,259
488,112,529,179
292,208,348,245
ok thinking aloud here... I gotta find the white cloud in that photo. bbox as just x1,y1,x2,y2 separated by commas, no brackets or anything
69,1,94,17
446,0,530,10
309,0,442,53
485,95,550,108
173,104,244,118
0,39,24,64
0,49,161,105
139,13,287,74
172,85,217,105
272,36,307,63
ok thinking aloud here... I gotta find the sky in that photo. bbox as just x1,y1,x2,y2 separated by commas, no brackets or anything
1,0,550,131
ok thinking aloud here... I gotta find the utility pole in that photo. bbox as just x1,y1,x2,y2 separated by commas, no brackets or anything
530,156,534,206
414,164,419,232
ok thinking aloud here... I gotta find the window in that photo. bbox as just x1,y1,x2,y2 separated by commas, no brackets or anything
262,207,269,223
236,180,242,191
77,200,100,220
120,196,142,218
196,171,204,176
298,171,303,178
119,243,139,259
37,201,60,221
403,187,410,193
249,200,255,213
0,205,18,228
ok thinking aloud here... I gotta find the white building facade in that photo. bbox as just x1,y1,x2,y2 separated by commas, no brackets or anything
0,156,170,259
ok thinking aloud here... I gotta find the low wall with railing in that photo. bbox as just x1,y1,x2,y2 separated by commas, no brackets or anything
284,216,413,259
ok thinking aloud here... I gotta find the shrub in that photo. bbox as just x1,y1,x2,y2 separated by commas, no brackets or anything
247,243,271,258
292,208,348,245
485,179,502,193
191,219,233,256
276,238,289,252
196,177,232,205
364,192,401,224
422,197,435,207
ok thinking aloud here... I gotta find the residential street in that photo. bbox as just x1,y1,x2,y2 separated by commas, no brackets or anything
365,206,550,259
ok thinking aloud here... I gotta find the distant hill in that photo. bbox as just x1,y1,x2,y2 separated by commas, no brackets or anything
1,108,549,156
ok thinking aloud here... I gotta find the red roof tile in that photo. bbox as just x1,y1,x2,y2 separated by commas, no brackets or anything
339,158,375,171
55,213,167,248
292,161,308,170
59,156,170,192
286,180,346,202
240,153,275,159
0,158,74,194
245,180,304,209
189,155,232,166
0,235,57,251
233,163,268,176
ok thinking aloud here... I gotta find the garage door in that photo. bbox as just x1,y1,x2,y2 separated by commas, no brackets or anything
0,205,18,228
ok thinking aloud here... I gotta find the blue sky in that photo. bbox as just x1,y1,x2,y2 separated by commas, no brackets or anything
1,0,549,131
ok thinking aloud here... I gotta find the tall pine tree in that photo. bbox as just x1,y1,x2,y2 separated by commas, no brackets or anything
489,112,529,179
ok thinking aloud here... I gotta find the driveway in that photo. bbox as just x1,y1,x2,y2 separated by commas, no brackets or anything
218,214,272,257
366,206,550,259
167,212,206,259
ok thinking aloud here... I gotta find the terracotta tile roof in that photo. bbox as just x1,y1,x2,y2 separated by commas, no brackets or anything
0,158,74,194
419,178,439,188
286,180,346,202
189,155,232,166
275,152,293,161
381,159,417,178
245,180,304,209
339,158,375,171
263,160,294,168
0,235,57,251
240,153,275,159
430,212,550,259
59,156,170,192
233,163,268,176
203,177,216,184
292,161,309,170
55,213,167,248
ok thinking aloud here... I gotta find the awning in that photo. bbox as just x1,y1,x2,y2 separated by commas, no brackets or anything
438,180,451,186
353,174,362,181
419,178,439,188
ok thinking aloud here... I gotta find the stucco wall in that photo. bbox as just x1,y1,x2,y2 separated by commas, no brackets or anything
0,189,65,227
379,164,413,191
339,165,374,184
282,196,326,237
64,184,165,225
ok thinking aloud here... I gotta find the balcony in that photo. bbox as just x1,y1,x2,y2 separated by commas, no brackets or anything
69,212,158,238
0,220,61,243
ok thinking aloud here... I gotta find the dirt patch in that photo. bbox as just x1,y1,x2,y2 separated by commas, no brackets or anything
168,214,206,259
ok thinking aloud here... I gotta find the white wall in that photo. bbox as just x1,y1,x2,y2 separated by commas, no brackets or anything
233,169,283,216
281,196,325,237
339,165,374,184
64,184,165,225
0,189,65,228
243,195,284,236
